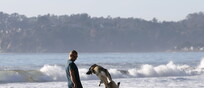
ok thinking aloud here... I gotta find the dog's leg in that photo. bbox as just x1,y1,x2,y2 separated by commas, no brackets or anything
99,80,108,88
99,80,103,86
117,82,120,88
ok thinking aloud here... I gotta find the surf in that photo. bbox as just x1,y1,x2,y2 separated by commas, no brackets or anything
1,59,204,83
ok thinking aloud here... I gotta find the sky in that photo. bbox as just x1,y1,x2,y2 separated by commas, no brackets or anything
0,0,204,21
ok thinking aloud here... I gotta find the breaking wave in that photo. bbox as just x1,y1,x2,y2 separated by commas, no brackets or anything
1,59,204,83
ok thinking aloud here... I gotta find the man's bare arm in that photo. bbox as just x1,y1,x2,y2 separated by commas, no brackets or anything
70,69,77,88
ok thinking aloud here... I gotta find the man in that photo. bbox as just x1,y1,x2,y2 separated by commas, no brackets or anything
65,50,83,88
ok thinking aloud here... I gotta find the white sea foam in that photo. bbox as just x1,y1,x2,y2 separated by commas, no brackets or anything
128,61,192,77
194,58,204,74
198,58,204,69
40,64,65,81
108,69,124,78
1,59,204,83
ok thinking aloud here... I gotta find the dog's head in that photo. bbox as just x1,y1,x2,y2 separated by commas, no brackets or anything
86,64,98,75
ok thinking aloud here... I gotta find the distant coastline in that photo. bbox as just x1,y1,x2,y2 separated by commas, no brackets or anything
0,12,204,53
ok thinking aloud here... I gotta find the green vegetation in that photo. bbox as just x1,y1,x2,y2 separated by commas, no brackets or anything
0,12,204,53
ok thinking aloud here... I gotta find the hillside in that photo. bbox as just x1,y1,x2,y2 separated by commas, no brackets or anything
0,12,204,53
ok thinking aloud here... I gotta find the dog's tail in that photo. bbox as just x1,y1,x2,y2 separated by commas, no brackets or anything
117,82,120,87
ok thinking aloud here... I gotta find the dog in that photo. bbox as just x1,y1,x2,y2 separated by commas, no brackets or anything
86,64,120,88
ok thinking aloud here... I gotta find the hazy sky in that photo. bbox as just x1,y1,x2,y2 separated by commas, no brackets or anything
0,0,204,21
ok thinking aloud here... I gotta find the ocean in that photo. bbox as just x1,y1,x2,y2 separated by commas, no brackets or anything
0,52,204,88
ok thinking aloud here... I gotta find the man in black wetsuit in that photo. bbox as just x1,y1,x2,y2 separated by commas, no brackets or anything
65,50,83,88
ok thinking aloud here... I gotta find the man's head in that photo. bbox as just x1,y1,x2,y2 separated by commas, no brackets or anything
69,50,78,61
